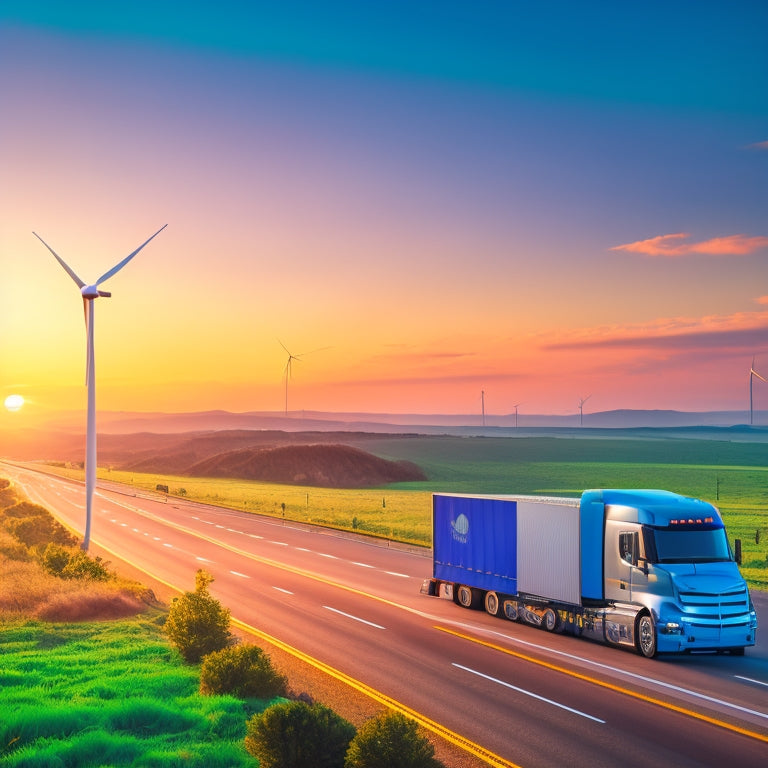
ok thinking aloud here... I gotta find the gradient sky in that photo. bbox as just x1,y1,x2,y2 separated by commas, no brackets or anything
1,1,767,423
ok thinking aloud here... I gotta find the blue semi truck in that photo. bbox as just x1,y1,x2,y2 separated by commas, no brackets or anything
421,489,757,657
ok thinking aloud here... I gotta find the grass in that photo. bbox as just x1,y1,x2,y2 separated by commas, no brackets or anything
0,614,267,767
38,433,768,590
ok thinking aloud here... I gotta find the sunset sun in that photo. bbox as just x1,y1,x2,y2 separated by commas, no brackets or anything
4,394,24,412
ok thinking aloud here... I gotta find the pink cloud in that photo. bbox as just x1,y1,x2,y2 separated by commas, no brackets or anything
757,296,768,305
748,140,768,150
610,232,768,257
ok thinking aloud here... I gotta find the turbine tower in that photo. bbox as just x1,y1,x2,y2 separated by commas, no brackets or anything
513,403,522,429
749,357,766,426
481,390,486,427
578,394,591,427
34,225,167,551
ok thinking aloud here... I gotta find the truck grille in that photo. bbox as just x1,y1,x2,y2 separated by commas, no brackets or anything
678,586,751,625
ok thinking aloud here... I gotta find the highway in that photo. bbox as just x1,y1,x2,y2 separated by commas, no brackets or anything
4,462,768,768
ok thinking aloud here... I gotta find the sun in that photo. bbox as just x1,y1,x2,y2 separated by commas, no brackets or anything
4,394,24,412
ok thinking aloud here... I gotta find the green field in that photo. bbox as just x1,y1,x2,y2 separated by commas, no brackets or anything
0,615,264,767
45,434,768,590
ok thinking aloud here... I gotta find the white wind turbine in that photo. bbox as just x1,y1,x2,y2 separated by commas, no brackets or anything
578,394,591,427
34,225,167,551
749,356,766,426
279,340,329,416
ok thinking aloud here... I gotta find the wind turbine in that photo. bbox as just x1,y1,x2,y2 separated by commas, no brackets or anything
512,403,522,429
34,225,167,551
578,395,591,427
481,390,486,427
749,357,766,426
279,341,329,416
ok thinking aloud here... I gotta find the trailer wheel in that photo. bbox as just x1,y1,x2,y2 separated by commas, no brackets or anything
503,600,519,621
542,607,559,632
636,612,657,658
484,591,502,617
456,585,482,609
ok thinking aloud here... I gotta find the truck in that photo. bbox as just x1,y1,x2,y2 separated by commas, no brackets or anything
421,489,757,657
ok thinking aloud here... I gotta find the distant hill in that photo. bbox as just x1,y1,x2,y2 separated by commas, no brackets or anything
186,444,426,487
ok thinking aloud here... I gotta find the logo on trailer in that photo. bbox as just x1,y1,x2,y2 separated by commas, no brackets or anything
451,513,469,543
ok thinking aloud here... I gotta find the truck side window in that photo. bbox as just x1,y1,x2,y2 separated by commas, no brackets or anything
619,532,636,565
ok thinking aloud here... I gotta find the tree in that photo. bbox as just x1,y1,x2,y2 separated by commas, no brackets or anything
164,570,233,663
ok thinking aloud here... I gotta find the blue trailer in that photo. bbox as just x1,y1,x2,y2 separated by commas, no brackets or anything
422,489,757,657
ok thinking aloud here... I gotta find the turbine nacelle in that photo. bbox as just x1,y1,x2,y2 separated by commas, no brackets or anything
81,285,111,299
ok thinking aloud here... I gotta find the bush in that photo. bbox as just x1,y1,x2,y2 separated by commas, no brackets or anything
40,543,73,576
245,700,355,768
61,551,112,581
1,502,78,548
200,644,288,699
164,570,233,663
345,712,443,768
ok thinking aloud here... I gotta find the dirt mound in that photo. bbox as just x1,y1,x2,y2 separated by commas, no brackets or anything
186,444,426,488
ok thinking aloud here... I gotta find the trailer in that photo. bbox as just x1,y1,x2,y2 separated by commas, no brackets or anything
421,489,757,657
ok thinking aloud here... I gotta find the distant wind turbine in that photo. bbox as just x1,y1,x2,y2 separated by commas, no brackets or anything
512,403,522,429
279,340,329,416
578,395,592,427
34,225,167,550
749,357,766,426
481,390,486,427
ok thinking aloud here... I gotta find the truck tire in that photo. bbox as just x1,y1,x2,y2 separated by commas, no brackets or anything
456,584,483,609
635,612,657,658
542,607,559,632
484,591,502,617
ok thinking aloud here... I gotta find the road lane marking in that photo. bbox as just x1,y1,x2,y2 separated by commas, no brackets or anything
736,676,768,688
385,571,410,578
318,552,337,559
453,663,605,723
230,571,250,578
268,540,289,546
273,586,293,595
352,562,374,568
295,547,311,552
323,606,385,630
437,627,768,744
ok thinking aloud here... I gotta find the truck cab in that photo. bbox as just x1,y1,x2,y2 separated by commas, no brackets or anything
598,490,756,656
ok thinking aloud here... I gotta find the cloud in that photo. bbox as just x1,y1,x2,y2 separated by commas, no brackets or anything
544,310,768,353
747,140,768,150
610,233,768,257
757,295,768,305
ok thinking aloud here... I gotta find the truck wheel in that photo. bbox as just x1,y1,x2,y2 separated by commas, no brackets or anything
542,607,559,632
456,585,482,609
635,612,657,658
484,591,502,617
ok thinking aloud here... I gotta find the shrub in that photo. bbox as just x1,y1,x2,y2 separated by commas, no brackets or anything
164,570,233,663
40,543,74,576
1,502,78,548
245,700,355,768
344,712,443,768
200,644,288,699
61,551,112,581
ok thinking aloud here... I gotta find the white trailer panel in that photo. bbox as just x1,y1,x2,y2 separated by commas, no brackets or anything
516,500,581,604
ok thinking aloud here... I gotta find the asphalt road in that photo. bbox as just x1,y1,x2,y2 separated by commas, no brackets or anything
4,462,768,768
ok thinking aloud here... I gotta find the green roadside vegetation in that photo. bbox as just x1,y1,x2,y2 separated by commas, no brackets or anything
42,434,768,590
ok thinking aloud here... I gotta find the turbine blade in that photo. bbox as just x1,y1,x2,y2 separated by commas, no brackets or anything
95,224,167,286
753,369,767,383
33,232,86,288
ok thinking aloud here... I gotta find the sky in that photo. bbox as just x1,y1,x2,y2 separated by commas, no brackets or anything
1,1,767,424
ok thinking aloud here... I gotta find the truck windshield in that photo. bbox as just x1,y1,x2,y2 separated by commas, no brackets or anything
652,528,731,563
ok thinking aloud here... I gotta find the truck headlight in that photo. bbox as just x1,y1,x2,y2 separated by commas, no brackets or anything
659,621,683,635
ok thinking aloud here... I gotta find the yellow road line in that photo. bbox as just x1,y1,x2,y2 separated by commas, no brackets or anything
436,626,768,744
